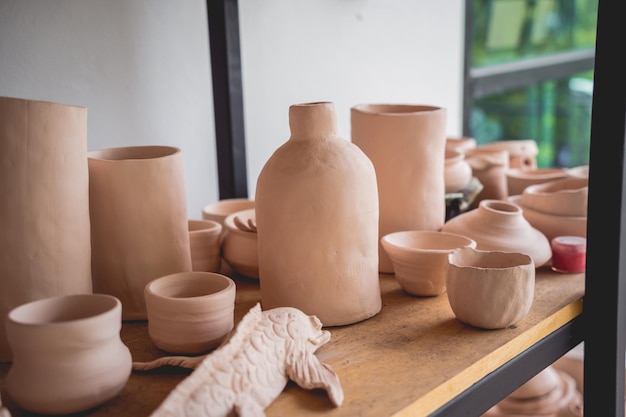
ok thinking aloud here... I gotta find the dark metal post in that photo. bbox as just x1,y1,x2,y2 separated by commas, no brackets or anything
207,0,248,199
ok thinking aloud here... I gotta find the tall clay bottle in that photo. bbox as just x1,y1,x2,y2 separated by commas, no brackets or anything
0,97,93,362
255,102,381,326
351,104,447,273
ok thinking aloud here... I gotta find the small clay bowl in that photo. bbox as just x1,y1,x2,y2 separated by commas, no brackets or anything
381,230,476,296
202,198,255,239
144,271,236,354
446,247,535,329
521,177,588,217
509,195,587,241
506,167,569,196
444,149,473,193
222,208,259,279
188,219,222,272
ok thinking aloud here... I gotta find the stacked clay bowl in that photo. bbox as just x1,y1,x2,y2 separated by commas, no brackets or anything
510,177,588,241
222,208,259,279
506,167,569,196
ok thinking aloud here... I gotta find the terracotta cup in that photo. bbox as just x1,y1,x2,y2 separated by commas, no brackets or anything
446,247,535,329
144,271,236,354
5,294,132,415
188,219,222,272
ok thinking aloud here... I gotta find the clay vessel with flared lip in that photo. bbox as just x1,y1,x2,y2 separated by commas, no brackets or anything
381,230,477,296
144,271,236,354
5,294,132,415
442,199,552,268
446,247,535,329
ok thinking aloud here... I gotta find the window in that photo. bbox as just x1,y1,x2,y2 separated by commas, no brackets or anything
464,0,598,169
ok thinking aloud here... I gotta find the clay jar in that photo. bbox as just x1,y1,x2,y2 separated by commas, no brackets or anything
442,199,552,268
144,271,236,354
188,219,222,272
256,102,381,326
444,149,473,193
351,104,447,273
5,294,132,414
446,247,535,329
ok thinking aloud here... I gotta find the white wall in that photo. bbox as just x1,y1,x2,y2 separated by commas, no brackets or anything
0,0,465,217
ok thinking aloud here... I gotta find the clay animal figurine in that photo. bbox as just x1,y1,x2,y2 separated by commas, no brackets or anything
142,303,344,417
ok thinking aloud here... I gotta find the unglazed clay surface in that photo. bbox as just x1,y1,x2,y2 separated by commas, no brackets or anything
256,102,381,325
142,303,343,417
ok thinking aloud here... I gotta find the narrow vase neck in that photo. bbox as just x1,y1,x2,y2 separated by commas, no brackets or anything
289,102,337,141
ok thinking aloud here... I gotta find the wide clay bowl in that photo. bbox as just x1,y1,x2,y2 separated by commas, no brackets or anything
5,294,132,415
506,167,569,196
520,177,588,217
381,230,477,296
202,198,255,239
446,247,535,329
445,136,477,153
144,271,236,354
223,208,259,279
509,195,587,241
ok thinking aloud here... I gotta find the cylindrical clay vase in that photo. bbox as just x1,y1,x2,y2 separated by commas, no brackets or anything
0,97,93,362
255,102,381,326
351,104,447,273
88,146,192,320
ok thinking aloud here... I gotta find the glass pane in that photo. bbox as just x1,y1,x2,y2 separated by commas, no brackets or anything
472,0,598,67
470,70,592,168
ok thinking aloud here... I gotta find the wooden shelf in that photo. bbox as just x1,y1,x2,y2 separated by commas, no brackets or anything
0,267,584,417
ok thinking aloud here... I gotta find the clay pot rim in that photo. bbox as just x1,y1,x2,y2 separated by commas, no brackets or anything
479,199,523,216
351,103,444,116
145,272,235,303
87,145,180,161
202,198,255,219
506,167,569,180
382,230,477,254
448,246,534,270
478,139,539,156
509,195,587,221
188,219,222,233
523,177,588,195
224,208,257,236
7,294,121,328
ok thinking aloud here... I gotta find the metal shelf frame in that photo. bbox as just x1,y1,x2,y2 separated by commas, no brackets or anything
206,0,625,414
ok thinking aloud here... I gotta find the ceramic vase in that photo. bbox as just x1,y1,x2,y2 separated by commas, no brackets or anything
465,148,510,206
255,101,381,326
88,145,192,320
5,294,132,414
0,97,93,362
442,199,552,268
351,104,447,273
